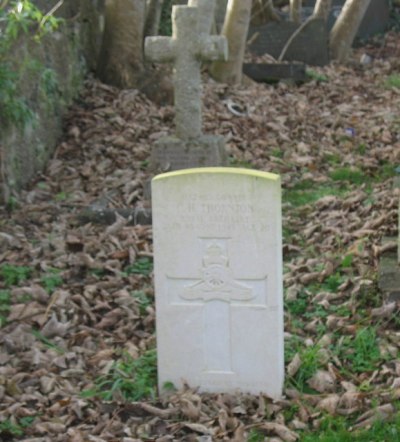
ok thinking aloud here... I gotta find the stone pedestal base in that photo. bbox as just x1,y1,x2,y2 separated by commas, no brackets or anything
150,135,227,173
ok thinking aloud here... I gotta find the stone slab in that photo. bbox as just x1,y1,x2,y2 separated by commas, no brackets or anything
378,250,400,303
248,19,329,66
243,62,306,83
152,168,284,398
150,135,227,172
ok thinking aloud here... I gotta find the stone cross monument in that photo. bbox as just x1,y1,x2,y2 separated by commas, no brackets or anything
145,3,228,172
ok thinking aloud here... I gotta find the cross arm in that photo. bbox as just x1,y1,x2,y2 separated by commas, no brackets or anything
145,37,176,63
198,35,228,62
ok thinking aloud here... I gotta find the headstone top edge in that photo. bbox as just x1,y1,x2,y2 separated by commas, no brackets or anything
152,167,280,182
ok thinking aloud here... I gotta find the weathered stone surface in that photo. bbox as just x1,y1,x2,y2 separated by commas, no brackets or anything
188,0,215,35
152,168,284,398
248,19,329,66
378,251,400,302
0,1,104,201
243,62,306,83
145,3,228,174
145,5,227,141
151,135,227,172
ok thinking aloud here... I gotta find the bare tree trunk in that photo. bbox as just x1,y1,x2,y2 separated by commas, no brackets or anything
209,0,252,85
97,0,173,104
145,0,165,36
251,0,281,26
313,0,331,21
97,0,146,88
289,0,302,24
330,0,371,62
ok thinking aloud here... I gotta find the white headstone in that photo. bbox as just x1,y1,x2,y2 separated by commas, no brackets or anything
152,168,284,399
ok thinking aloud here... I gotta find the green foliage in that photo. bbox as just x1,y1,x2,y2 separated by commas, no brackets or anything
329,167,365,185
31,328,65,354
301,412,400,441
329,164,396,186
0,290,11,327
41,268,63,293
323,153,341,166
384,74,400,89
124,257,153,276
271,147,284,158
89,268,107,278
40,67,59,96
0,263,32,286
378,162,398,180
0,64,34,127
160,0,173,36
54,191,69,201
285,333,324,392
0,415,36,438
6,195,19,211
0,419,24,437
340,254,353,268
131,290,152,315
306,69,329,83
289,344,323,391
334,327,383,374
1,0,61,46
282,226,295,243
322,272,345,292
247,429,265,442
162,381,176,392
229,157,254,169
286,290,308,316
0,0,62,128
284,182,345,207
82,349,157,401
356,143,366,155
140,159,149,170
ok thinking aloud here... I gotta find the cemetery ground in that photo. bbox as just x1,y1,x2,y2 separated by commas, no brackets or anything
1,31,400,442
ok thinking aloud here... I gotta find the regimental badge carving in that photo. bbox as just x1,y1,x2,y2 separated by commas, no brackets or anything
182,243,254,302
166,238,269,373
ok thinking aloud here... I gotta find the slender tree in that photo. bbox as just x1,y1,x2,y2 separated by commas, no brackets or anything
289,0,302,24
144,0,165,36
97,0,146,88
251,0,281,26
209,0,252,84
313,0,332,21
330,0,372,62
97,0,172,104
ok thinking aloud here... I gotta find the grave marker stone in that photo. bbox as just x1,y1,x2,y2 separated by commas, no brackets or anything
247,19,329,66
152,168,284,398
243,62,306,83
378,178,400,303
246,0,389,66
145,4,228,172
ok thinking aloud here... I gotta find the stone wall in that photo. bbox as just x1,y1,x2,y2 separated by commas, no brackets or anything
0,0,104,202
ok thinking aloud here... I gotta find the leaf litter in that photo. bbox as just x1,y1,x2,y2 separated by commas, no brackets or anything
0,32,400,441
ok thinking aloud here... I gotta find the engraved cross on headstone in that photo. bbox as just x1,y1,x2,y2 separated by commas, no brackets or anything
145,5,227,140
167,241,267,373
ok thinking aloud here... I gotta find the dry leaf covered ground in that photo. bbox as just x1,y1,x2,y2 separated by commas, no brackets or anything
0,32,400,441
